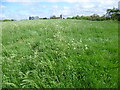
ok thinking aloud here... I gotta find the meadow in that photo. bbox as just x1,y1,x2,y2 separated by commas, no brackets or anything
1,19,118,88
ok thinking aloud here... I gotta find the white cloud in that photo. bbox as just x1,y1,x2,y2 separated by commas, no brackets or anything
0,5,6,8
41,5,46,8
2,0,119,3
50,0,119,17
63,6,70,9
3,0,119,9
3,0,119,10
31,8,35,10
2,0,119,19
82,4,95,8
51,5,74,17
2,0,36,2
21,2,36,5
52,5,58,9
0,14,7,19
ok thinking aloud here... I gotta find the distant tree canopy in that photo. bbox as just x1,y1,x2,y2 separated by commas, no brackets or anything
50,15,62,19
66,8,120,21
50,15,57,19
0,19,16,22
106,8,120,20
43,17,47,19
67,17,72,19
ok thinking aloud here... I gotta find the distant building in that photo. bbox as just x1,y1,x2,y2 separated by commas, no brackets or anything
34,16,39,19
29,16,39,20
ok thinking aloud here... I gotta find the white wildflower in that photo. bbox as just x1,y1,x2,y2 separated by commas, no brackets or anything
85,44,88,50
80,39,82,43
74,47,76,50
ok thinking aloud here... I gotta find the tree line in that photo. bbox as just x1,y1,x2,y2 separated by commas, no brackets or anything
0,7,120,22
0,19,16,22
66,8,120,21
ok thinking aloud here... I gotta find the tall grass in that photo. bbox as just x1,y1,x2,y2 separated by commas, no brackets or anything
0,22,2,89
2,19,118,88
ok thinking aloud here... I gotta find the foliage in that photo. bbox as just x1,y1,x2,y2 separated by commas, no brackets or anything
66,17,72,19
50,15,57,19
43,17,48,19
67,8,120,21
106,8,120,20
0,19,16,22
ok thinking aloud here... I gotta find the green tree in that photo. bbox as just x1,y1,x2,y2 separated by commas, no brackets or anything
106,8,120,20
50,15,57,19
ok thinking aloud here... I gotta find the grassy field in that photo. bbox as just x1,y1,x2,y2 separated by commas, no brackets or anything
2,19,118,88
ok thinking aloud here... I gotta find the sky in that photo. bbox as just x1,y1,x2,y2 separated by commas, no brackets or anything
0,0,119,20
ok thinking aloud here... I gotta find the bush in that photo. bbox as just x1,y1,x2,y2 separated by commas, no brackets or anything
50,15,57,19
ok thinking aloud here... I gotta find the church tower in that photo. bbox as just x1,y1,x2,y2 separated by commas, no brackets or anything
60,14,62,19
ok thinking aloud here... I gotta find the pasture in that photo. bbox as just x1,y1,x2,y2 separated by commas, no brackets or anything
1,19,118,88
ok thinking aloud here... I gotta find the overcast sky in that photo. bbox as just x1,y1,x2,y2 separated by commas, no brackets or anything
0,0,119,20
